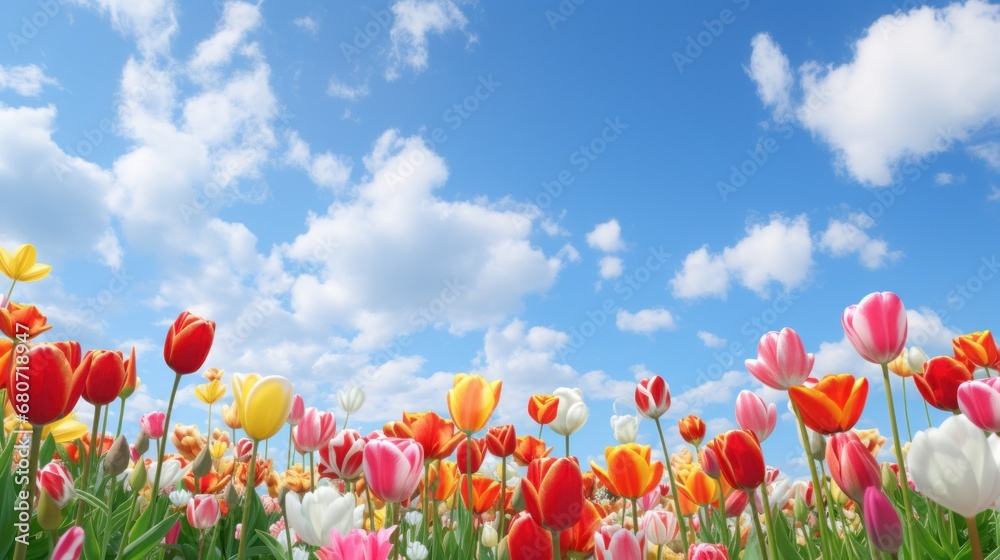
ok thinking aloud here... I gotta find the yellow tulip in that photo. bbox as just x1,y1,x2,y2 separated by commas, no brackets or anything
0,244,51,282
446,373,502,434
203,367,224,382
195,379,227,405
232,373,293,440
210,440,228,460
222,402,242,430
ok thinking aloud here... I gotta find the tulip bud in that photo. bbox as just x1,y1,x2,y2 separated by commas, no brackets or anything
103,435,130,477
611,414,639,444
510,481,526,512
38,489,63,530
481,523,499,548
52,526,84,560
863,487,903,554
37,461,75,507
134,431,149,457
163,311,216,375
186,494,221,530
210,440,228,460
793,494,809,523
496,537,510,560
881,462,898,492
907,346,928,374
808,431,826,457
699,446,720,479
192,445,212,478
829,481,849,506
169,489,192,508
129,462,147,491
287,394,305,426
224,482,239,505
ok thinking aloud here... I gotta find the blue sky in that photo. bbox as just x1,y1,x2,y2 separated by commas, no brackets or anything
1,0,999,475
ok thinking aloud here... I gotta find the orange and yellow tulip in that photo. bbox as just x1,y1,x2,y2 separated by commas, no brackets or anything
0,302,51,340
513,435,553,467
954,331,1000,371
684,466,720,506
427,460,460,501
383,411,464,461
590,443,664,499
446,373,501,434
678,415,707,446
459,474,501,515
528,394,559,425
788,374,868,434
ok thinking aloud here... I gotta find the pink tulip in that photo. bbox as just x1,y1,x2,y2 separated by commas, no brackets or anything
319,429,367,481
842,291,907,364
37,460,75,507
635,376,671,419
317,527,395,560
52,526,84,560
140,411,166,439
735,390,777,441
826,432,880,504
958,378,1000,432
725,490,749,517
293,408,337,453
863,487,903,554
595,525,644,560
235,438,254,462
638,486,661,511
641,509,678,546
163,521,181,544
689,543,729,560
698,446,720,479
288,394,305,426
745,328,814,390
186,494,221,529
362,437,424,503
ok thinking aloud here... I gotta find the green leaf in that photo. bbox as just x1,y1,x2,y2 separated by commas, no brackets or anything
38,433,56,467
75,489,112,517
255,529,291,559
911,513,950,560
122,512,180,560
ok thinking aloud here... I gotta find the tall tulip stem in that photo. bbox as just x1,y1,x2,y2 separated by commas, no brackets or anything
564,434,570,458
499,459,507,537
76,403,103,526
880,363,917,559
631,498,639,535
967,517,984,560
759,483,780,560
114,397,126,439
654,418,690,558
465,433,475,556
748,496,769,560
550,529,561,560
236,438,260,560
12,425,42,560
793,403,833,559
150,372,183,506
900,380,913,442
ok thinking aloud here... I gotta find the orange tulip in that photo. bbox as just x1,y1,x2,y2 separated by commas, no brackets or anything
384,411,463,461
460,474,501,515
513,435,553,467
427,460,460,501
559,498,603,556
788,374,869,434
0,302,52,340
676,484,701,516
678,415,707,446
684,466,720,506
119,346,138,399
590,443,664,499
447,374,501,434
954,331,1000,371
528,394,559,425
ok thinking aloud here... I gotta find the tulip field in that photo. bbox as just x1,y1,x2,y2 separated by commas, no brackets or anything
4,243,1000,560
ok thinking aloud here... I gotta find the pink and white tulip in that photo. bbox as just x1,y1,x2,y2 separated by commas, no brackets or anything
186,494,221,530
958,378,1000,432
52,526,84,560
735,390,777,441
689,543,729,560
641,509,678,546
826,432,881,505
362,437,424,504
317,527,395,560
595,525,644,560
745,328,814,390
140,411,166,439
293,408,337,453
37,460,75,507
842,291,907,364
287,394,305,426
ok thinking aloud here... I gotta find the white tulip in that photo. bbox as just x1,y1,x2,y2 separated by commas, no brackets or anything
481,523,499,548
549,387,589,436
146,459,191,494
285,486,359,546
907,346,929,374
611,414,639,444
337,386,366,414
407,541,429,560
404,510,423,526
168,489,192,508
908,415,1000,518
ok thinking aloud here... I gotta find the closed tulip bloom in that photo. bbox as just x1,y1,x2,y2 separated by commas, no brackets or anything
908,415,1000,518
460,474,502,515
319,429,367,481
119,346,138,399
79,349,127,406
427,460,460,501
317,528,395,560
163,311,215,375
486,424,517,457
888,348,916,378
735,390,777,441
688,543,729,560
678,415,707,446
826,432,881,504
8,342,84,425
915,356,974,412
287,394,305,425
907,346,929,374
513,435,553,467
222,402,242,430
863,487,903,554
699,445,721,478
788,374,869,434
337,386,366,414
186,494,221,529
635,376,671,419
528,394,559,425
959,378,1000,432
384,411,463,461
456,437,487,474
194,380,226,405
0,244,51,282
363,437,424,503
745,328,815,390
232,373,294,440
725,490,749,517
447,374,502,434
0,302,52,340
520,457,584,531
591,443,664,499
641,509,678,546
713,430,765,490
595,526,643,560
37,460,75,507
293,408,337,453
954,331,1000,370
285,485,360,546
51,526,84,560
549,387,589,437
842,292,907,364
611,414,639,444
140,411,167,439
684,467,719,506
507,514,552,560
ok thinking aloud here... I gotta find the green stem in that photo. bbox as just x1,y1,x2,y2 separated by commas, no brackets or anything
968,517,984,560
4,279,17,307
564,434,570,458
366,484,376,531
12,425,42,560
655,418,690,558
793,403,834,559
114,397,126,439
749,495,770,560
759,483,781,560
716,475,730,544
881,363,918,560
631,497,639,535
206,402,213,443
422,463,431,540
287,426,293,470
343,412,350,431
114,491,142,560
499,459,507,538
550,529,561,560
900,379,913,442
236,438,260,560
309,451,315,491
100,403,110,455
923,399,933,428
537,424,543,439
150,373,183,506
818,461,841,539
75,403,103,526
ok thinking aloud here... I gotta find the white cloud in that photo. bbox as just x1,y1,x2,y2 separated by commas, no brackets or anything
586,219,625,252
697,331,727,349
970,141,1000,172
284,131,353,190
88,0,179,57
188,1,263,79
748,2,1000,186
0,64,56,96
934,172,963,185
327,75,371,101
386,0,472,80
819,212,902,269
745,33,793,121
616,308,677,334
293,16,319,36
990,186,1000,201
671,214,813,299
598,256,623,279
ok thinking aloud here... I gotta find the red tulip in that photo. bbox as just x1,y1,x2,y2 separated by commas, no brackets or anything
163,311,216,375
635,375,671,419
958,378,1000,432
842,291,907,364
186,494,221,529
456,437,487,474
319,429,367,481
119,346,138,399
79,349,127,406
914,355,974,412
826,432,880,504
712,430,765,490
507,514,552,560
37,460,75,507
678,415,707,446
362,437,423,503
8,342,85,425
292,408,337,453
486,424,516,457
521,457,584,531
